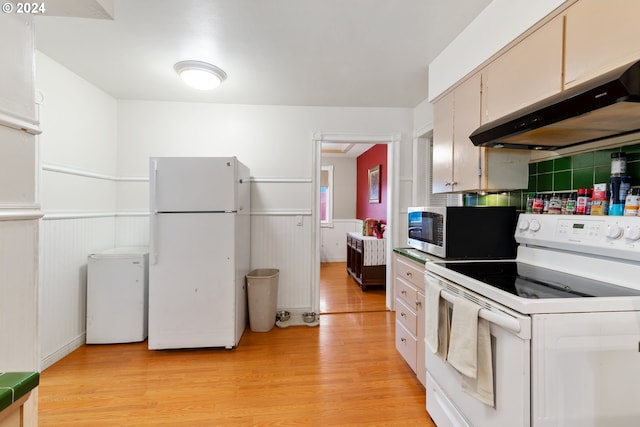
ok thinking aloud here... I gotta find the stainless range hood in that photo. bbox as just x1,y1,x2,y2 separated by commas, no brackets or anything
470,60,640,150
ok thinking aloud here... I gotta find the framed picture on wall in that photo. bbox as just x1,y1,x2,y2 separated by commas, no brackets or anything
368,165,381,204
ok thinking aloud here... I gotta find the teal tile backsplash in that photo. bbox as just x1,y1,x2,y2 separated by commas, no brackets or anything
464,142,640,210
553,157,571,170
528,144,640,193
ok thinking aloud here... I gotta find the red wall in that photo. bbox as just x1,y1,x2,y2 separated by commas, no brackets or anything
356,144,387,221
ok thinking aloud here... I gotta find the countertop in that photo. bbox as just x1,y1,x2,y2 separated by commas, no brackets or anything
393,247,441,265
0,371,39,412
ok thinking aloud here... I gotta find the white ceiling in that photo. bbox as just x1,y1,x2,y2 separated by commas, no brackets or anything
34,0,492,109
321,142,376,158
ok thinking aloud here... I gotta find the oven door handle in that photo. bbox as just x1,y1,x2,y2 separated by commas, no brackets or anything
440,289,522,334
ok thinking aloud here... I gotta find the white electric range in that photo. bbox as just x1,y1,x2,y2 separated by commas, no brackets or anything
424,213,640,427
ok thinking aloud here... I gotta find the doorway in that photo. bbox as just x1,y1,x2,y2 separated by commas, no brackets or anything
311,132,400,315
319,261,386,313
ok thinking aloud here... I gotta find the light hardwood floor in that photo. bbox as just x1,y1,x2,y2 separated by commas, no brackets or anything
319,262,387,314
38,262,434,427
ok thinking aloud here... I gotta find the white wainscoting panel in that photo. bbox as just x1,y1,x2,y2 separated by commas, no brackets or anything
320,219,362,262
251,214,313,311
115,214,149,247
0,219,38,371
39,216,115,369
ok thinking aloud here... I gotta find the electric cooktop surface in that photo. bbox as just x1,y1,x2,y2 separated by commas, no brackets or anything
440,261,640,299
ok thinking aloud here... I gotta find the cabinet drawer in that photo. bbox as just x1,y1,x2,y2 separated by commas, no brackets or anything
395,278,417,308
396,321,417,373
395,298,417,336
394,256,424,290
415,290,426,388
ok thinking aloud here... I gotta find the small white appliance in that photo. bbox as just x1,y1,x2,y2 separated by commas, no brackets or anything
407,206,518,259
86,247,149,344
148,157,250,350
424,213,640,427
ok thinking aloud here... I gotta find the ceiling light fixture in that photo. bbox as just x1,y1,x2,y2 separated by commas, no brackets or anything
174,60,227,90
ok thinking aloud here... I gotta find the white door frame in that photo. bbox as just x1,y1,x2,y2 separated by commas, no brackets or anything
311,131,401,312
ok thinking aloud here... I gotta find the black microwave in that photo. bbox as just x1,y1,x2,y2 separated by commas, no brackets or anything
407,206,517,259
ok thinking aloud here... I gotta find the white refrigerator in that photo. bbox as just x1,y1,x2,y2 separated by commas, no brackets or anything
86,247,149,344
148,157,250,350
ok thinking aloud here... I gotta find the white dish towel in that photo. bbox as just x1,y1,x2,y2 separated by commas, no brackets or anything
462,317,494,407
425,276,449,360
446,296,495,407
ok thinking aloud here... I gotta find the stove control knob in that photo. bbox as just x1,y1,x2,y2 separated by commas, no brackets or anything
518,219,530,231
607,224,623,239
529,219,541,232
624,226,640,241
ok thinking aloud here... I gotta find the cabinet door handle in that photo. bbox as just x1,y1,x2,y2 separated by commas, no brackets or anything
401,337,407,343
405,271,413,278
400,312,407,318
415,301,422,308
401,290,407,295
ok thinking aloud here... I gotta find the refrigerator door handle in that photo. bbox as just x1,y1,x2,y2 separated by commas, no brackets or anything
238,175,250,212
149,213,158,265
150,158,158,214
149,159,159,265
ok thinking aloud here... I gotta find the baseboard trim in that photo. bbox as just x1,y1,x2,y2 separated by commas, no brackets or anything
41,333,85,370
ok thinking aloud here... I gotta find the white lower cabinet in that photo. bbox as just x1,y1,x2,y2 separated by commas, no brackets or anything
393,252,426,386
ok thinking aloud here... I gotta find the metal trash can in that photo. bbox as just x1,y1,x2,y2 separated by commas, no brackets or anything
246,268,279,332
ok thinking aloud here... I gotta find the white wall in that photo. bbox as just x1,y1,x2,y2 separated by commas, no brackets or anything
428,0,568,101
413,98,434,138
36,51,121,368
0,15,39,370
116,101,414,312
320,219,361,262
0,15,39,425
319,156,357,262
321,156,357,220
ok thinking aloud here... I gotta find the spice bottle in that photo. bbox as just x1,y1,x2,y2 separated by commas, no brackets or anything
624,188,640,216
565,192,577,215
525,193,535,213
576,188,591,215
548,193,562,214
611,152,627,177
532,193,544,214
543,194,550,214
561,193,568,214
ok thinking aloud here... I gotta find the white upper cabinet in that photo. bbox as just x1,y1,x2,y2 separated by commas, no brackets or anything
432,73,529,194
482,16,564,124
430,0,640,192
432,88,455,193
451,73,483,192
433,75,482,193
565,0,640,87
